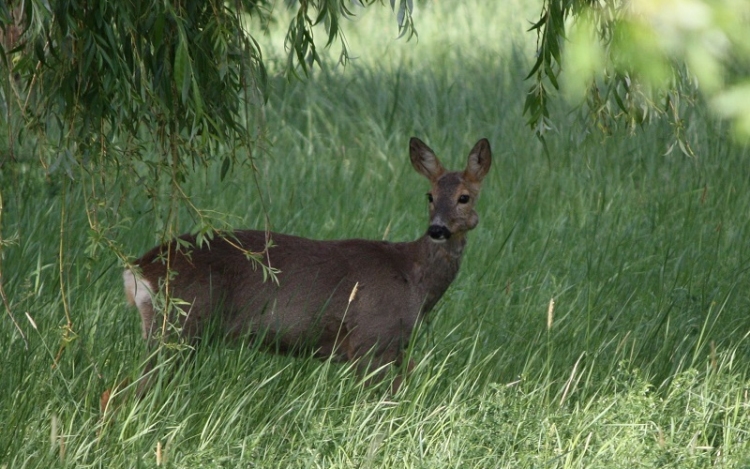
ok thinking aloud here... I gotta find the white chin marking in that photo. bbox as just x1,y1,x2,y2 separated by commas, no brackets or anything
429,237,448,244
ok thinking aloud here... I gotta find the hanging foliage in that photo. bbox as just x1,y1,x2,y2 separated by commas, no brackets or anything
526,0,750,150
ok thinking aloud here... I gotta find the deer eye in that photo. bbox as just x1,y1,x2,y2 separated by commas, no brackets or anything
458,194,471,204
427,193,434,203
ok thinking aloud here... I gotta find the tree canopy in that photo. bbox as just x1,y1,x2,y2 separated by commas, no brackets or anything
0,0,414,172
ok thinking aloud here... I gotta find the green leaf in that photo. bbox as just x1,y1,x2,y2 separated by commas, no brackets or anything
174,34,192,103
220,156,231,181
526,56,544,80
153,12,165,49
191,75,203,120
545,63,559,90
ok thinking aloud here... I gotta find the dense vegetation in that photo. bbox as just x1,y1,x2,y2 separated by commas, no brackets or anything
1,1,749,467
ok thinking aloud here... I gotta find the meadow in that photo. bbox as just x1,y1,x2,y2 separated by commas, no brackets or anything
2,0,750,467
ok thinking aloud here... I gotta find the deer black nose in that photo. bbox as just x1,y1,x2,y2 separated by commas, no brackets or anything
428,225,452,241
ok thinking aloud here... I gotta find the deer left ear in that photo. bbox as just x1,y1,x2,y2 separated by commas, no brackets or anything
464,138,492,183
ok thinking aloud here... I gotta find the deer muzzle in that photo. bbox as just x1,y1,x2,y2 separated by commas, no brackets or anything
427,225,452,242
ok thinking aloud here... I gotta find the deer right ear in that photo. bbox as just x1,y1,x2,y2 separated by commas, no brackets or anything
464,138,492,183
410,137,445,181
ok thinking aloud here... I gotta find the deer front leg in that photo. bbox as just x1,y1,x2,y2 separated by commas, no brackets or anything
343,332,414,393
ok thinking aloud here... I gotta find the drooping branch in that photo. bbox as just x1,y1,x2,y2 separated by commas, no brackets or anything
526,0,750,148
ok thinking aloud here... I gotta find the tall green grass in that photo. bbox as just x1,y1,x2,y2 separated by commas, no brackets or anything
2,0,750,467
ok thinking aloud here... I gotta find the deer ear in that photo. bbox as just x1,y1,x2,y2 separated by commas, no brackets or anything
464,138,492,183
410,137,445,181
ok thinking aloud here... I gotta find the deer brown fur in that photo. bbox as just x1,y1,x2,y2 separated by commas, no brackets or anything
124,137,491,392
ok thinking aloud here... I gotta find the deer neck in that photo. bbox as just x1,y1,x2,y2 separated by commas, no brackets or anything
410,233,467,316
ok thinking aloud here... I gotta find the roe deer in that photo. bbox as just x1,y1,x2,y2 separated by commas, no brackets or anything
124,137,491,392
